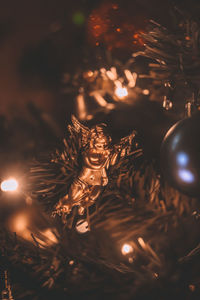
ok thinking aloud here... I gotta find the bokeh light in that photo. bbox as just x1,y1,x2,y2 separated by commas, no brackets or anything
115,87,128,99
121,243,133,255
72,11,85,26
1,178,19,192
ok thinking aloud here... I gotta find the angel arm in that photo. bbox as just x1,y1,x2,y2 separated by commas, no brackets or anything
110,131,142,166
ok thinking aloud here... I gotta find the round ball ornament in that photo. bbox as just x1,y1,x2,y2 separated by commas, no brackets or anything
160,112,200,197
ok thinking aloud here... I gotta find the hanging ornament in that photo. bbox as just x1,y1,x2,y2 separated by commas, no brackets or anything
76,219,89,234
160,112,200,197
53,115,142,221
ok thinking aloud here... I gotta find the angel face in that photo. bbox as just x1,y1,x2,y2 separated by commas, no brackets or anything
93,137,109,151
89,125,111,152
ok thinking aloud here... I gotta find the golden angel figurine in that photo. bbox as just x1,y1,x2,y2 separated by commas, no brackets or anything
53,115,142,218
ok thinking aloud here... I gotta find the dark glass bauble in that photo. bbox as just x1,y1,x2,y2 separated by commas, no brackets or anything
160,112,200,197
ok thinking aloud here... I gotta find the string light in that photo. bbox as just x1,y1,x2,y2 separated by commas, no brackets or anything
143,89,150,95
121,243,133,255
41,229,58,245
115,86,128,99
1,178,19,192
8,210,58,246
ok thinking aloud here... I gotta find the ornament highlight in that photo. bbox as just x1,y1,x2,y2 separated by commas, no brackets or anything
160,113,200,197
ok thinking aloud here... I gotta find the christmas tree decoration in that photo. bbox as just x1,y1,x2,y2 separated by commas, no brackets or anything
44,115,142,223
136,9,200,114
76,219,89,233
3,3,200,300
160,112,200,197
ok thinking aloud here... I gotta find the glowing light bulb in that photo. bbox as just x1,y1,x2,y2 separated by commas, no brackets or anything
143,89,150,95
42,229,58,245
121,243,133,255
1,178,19,192
13,214,27,232
115,87,128,99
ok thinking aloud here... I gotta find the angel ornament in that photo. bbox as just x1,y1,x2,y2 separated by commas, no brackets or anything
54,115,142,221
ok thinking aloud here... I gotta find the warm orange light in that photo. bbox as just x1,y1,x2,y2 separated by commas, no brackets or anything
9,213,31,241
42,229,58,245
143,89,150,95
13,214,27,232
1,178,19,192
121,243,133,255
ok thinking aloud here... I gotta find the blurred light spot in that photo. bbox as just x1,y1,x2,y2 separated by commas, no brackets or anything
154,272,159,279
25,196,33,205
87,70,94,77
115,87,128,99
177,152,189,167
13,214,27,232
189,284,195,292
143,89,150,95
121,243,133,255
69,260,74,265
76,93,88,121
112,4,118,9
42,229,58,245
1,178,18,192
72,12,85,25
163,97,173,110
138,237,146,249
178,169,194,183
124,70,137,88
128,257,134,263
92,91,108,107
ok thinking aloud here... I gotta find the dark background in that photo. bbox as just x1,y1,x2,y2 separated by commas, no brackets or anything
0,0,199,171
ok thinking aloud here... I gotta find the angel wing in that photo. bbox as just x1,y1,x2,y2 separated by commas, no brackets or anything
29,116,86,211
68,115,90,148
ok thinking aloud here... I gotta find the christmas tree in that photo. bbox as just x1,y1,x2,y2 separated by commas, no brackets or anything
1,1,200,299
